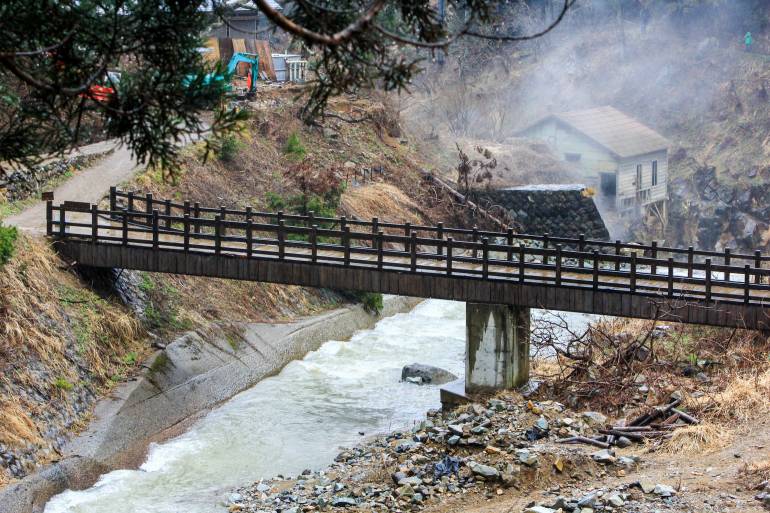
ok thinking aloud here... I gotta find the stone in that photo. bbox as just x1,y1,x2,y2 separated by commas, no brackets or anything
516,449,538,466
591,449,615,463
577,492,597,508
447,424,465,436
398,476,422,486
395,484,414,497
607,494,624,507
332,497,358,507
618,456,638,467
616,436,633,448
523,507,556,513
581,411,607,425
401,363,458,385
447,435,461,445
654,483,676,497
467,461,500,479
638,480,656,494
534,416,549,431
405,376,423,384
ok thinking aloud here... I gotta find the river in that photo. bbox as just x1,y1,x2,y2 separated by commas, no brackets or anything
45,299,596,513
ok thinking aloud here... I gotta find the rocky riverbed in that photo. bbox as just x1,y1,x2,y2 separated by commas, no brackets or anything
231,393,696,513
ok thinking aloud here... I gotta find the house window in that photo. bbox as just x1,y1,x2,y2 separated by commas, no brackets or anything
565,152,581,162
636,164,643,190
652,160,658,186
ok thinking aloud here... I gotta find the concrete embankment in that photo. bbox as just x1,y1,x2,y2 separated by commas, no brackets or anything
0,296,421,513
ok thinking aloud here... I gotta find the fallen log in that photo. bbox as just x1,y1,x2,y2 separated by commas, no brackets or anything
671,408,699,425
556,436,610,449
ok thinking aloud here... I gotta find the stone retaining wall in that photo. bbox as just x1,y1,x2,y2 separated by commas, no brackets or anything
0,153,105,203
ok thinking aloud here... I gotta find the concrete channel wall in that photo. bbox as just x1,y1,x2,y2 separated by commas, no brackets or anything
0,296,421,513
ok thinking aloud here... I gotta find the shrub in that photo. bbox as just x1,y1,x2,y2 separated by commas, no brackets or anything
53,377,74,391
217,134,242,162
356,292,384,315
0,223,18,266
284,132,306,161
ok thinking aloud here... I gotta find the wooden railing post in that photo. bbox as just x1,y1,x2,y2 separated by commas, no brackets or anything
145,193,153,226
437,222,444,256
651,241,658,275
339,215,347,240
518,244,525,282
630,253,637,292
705,258,712,301
91,205,98,243
246,219,253,258
109,186,117,216
193,202,201,234
482,237,489,279
183,214,190,252
214,215,222,255
343,227,351,266
615,240,621,271
754,250,762,284
668,257,674,297
127,191,135,223
311,225,318,262
543,233,550,265
377,230,384,269
446,237,453,275
555,244,562,286
507,228,514,261
410,232,417,272
687,246,694,278
404,222,412,253
724,248,731,282
307,211,315,230
152,209,159,249
744,264,751,304
220,206,227,237
121,208,128,246
46,200,53,235
59,207,66,238
593,250,599,290
372,217,379,236
164,199,172,229
277,219,285,259
472,226,479,259
578,233,586,268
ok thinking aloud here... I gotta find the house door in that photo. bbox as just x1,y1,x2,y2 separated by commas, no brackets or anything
600,172,617,198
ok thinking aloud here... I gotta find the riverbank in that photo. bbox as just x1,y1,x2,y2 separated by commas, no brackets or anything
0,295,421,513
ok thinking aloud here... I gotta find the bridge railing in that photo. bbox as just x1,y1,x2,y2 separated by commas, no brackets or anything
107,187,770,273
47,194,770,307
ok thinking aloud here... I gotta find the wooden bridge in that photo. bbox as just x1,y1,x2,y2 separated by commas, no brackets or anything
46,188,770,331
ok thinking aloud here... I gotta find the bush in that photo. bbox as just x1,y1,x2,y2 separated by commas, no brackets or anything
0,223,18,267
217,134,242,162
356,291,384,315
284,132,306,161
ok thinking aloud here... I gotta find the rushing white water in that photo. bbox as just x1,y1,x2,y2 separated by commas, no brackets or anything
46,300,468,513
45,299,599,513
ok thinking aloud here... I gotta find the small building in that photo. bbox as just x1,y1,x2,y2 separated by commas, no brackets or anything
206,1,282,39
518,106,669,216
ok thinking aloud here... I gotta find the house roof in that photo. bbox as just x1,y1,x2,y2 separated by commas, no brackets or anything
521,106,669,159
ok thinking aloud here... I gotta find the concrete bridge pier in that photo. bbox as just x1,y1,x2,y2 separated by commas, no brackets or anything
465,303,531,393
441,303,531,408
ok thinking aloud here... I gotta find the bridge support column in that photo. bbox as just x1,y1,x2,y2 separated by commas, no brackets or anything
465,303,530,393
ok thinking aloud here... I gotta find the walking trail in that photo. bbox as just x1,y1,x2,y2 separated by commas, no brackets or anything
6,140,142,233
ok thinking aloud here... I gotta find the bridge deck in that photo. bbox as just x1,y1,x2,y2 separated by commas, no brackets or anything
46,191,770,330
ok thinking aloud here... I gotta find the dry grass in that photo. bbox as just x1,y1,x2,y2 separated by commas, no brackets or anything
0,234,147,483
340,183,426,225
663,422,732,455
688,369,770,422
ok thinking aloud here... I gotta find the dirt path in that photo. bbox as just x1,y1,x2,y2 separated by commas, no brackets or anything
6,141,141,234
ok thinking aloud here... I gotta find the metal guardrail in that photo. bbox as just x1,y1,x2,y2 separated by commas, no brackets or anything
44,189,770,308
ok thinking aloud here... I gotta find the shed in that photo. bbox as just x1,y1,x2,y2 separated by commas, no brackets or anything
518,106,669,215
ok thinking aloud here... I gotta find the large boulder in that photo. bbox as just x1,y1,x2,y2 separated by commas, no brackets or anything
401,364,457,385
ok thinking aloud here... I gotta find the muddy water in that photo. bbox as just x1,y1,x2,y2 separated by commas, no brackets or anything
45,300,597,513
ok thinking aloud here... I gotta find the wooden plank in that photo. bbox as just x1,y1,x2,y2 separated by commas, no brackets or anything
254,40,276,80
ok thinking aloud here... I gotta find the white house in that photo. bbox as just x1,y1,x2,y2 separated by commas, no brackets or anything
518,106,670,215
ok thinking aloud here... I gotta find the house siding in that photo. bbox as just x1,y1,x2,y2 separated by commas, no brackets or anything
521,119,619,186
617,150,668,209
